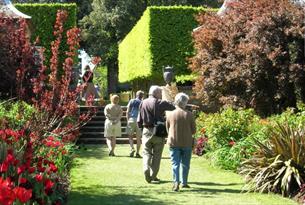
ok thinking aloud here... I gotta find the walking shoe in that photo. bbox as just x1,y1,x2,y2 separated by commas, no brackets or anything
151,177,160,184
109,151,115,157
135,153,142,158
129,150,135,157
144,170,151,183
181,184,190,188
172,183,179,192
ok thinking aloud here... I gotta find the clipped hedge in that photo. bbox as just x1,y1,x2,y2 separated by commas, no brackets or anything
119,6,212,83
118,9,152,83
15,3,77,64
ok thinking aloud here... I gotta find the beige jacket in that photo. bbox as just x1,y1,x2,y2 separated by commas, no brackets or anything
104,104,123,123
166,107,196,148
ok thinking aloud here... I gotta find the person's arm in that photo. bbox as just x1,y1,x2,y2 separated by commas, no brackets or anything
190,113,196,135
104,105,111,119
160,100,175,112
117,106,123,121
126,100,132,119
82,72,87,82
166,113,170,133
137,102,143,129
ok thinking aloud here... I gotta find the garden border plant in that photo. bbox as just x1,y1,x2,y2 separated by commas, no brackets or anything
0,9,97,204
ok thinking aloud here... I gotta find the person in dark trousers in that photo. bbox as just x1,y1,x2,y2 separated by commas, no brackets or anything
137,85,175,184
126,90,145,158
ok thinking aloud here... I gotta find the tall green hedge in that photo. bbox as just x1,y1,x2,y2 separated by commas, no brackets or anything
118,6,211,83
15,3,77,65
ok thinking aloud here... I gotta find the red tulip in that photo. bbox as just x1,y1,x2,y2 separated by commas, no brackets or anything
44,179,54,190
35,174,43,182
17,165,26,175
0,162,8,172
19,178,27,184
14,187,32,203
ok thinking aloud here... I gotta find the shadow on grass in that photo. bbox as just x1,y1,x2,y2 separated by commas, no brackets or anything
74,146,105,160
68,185,168,205
190,182,243,186
184,187,241,194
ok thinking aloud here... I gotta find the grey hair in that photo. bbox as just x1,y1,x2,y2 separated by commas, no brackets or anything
149,85,162,97
174,93,189,108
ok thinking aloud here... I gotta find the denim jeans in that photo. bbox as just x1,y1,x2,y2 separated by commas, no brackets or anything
169,147,192,185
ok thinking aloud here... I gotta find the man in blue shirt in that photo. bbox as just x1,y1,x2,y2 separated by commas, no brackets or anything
126,90,144,157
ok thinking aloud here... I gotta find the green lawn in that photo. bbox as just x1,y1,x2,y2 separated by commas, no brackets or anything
68,145,297,205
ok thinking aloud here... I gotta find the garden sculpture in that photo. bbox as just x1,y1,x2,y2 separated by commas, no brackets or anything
161,66,178,102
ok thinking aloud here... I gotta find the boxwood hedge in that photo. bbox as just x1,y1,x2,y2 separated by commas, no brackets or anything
15,3,77,65
118,6,213,84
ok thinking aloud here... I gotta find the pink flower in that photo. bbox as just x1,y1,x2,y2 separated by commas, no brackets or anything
229,140,235,146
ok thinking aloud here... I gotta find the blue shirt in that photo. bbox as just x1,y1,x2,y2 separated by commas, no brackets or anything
127,98,141,119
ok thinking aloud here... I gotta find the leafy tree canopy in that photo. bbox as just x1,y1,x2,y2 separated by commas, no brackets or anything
190,0,305,116
81,0,220,93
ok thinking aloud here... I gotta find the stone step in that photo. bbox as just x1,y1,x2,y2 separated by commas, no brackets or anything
79,105,130,144
80,126,126,134
80,131,128,137
77,137,134,144
85,121,127,127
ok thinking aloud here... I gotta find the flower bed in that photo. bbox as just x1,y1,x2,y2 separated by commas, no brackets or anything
0,128,75,205
196,106,305,201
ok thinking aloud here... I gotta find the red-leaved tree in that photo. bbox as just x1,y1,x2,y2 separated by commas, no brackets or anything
0,16,35,99
27,10,95,140
190,0,305,116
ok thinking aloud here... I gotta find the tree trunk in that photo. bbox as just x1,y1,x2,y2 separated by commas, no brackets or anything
107,59,118,96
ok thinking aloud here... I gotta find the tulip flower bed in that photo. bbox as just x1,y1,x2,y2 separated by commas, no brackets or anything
0,129,74,205
0,8,97,205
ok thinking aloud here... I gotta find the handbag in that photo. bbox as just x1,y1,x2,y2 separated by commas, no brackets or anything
153,121,167,137
153,99,168,137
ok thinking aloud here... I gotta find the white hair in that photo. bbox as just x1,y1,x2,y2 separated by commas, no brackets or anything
175,93,189,109
149,85,162,98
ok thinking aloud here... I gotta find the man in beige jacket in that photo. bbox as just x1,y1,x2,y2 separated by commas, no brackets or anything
166,93,196,191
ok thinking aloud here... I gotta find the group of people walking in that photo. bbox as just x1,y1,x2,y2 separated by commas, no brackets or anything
103,85,196,191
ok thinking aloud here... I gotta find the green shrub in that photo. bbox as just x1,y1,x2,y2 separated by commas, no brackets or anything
268,108,305,128
0,101,36,129
196,108,268,170
118,6,214,84
198,108,259,149
93,66,108,98
15,3,77,64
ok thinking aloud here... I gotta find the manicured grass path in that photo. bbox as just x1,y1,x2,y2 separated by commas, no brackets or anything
68,145,296,205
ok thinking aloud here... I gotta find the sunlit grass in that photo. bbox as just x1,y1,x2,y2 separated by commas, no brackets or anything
68,145,297,205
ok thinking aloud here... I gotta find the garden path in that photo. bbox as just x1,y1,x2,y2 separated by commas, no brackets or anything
68,145,297,205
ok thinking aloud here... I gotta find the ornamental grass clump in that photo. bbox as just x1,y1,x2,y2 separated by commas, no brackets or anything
240,123,305,197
